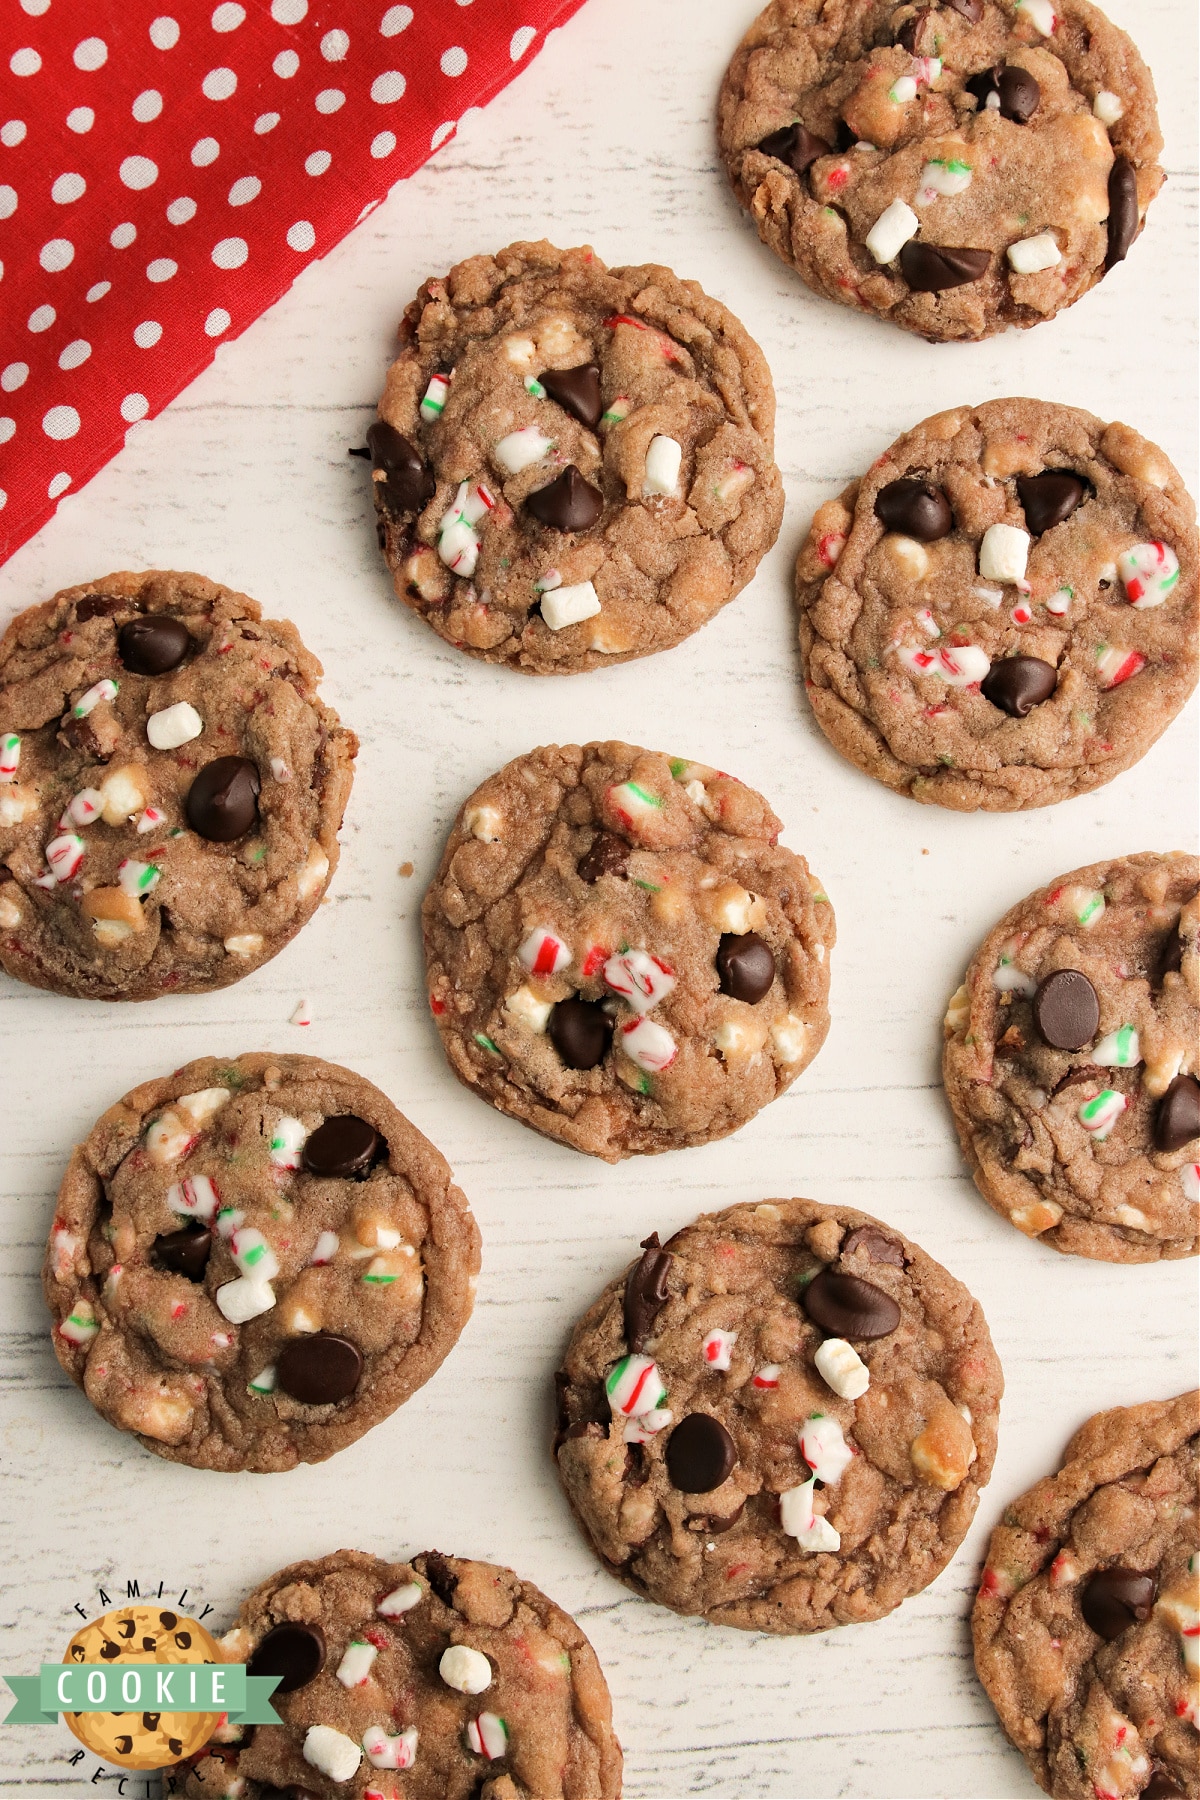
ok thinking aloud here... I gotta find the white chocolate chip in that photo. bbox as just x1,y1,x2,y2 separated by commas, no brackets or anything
978,522,1031,583
814,1337,870,1400
540,580,602,631
770,1014,807,1064
865,198,919,264
1115,1204,1149,1229
1016,0,1057,34
884,534,930,579
0,786,37,827
303,1724,363,1783
0,894,21,929
178,1087,231,1126
99,765,147,824
439,1645,492,1694
1010,1199,1063,1236
297,843,330,901
643,435,682,498
224,933,263,958
701,881,760,935
493,427,554,474
503,334,536,367
1007,232,1061,274
464,803,503,842
146,701,203,751
504,985,553,1032
1093,89,1124,124
712,1013,769,1059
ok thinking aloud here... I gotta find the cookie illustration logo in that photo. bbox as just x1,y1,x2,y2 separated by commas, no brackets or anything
62,1606,223,1771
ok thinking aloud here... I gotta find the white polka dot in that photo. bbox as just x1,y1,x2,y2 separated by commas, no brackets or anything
211,2,245,29
0,186,16,220
356,198,381,223
21,0,51,13
191,137,220,165
40,237,74,271
59,339,90,369
204,306,231,335
228,175,260,205
48,472,71,499
120,156,159,192
0,418,13,443
380,2,412,29
510,25,536,60
147,257,177,281
133,320,162,348
286,219,315,251
66,106,94,132
431,121,455,149
149,15,180,48
203,66,237,100
85,281,110,302
166,195,196,224
74,37,108,70
43,404,80,440
0,490,6,512
370,70,405,102
273,49,299,78
28,304,55,332
1,121,26,148
440,45,467,76
320,28,349,59
1,363,30,392
271,0,306,20
110,221,137,248
315,87,344,112
132,88,163,122
121,392,149,422
305,149,331,176
254,112,280,133
370,130,396,157
51,172,86,203
10,48,42,77
212,235,248,268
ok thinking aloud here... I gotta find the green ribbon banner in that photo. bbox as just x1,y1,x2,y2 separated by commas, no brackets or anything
3,1664,281,1726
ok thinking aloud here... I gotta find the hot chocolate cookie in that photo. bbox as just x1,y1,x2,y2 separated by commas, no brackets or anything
167,1549,623,1799
554,1198,1003,1630
973,1391,1199,1800
0,570,356,999
943,853,1199,1261
796,400,1198,810
368,240,783,672
718,0,1164,342
421,742,834,1159
45,1054,480,1471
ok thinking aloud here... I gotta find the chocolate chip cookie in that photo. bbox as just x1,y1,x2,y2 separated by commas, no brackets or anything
718,0,1164,342
421,742,834,1160
973,1391,1199,1800
367,240,784,672
554,1198,1003,1630
45,1054,480,1472
65,1604,223,1770
0,571,357,1000
166,1548,623,1799
943,853,1199,1262
796,400,1198,810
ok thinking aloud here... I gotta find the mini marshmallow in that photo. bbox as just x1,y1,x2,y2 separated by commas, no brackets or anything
464,803,503,842
865,199,919,264
1093,89,1124,124
979,523,1031,584
303,1724,363,1783
770,1014,807,1064
1007,232,1061,274
224,932,263,957
377,1582,423,1617
493,428,554,474
814,1337,870,1400
215,1276,276,1324
540,580,602,632
147,702,203,750
439,1645,492,1695
643,435,683,498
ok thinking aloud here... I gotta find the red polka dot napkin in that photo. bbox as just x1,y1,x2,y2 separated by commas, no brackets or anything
0,0,587,566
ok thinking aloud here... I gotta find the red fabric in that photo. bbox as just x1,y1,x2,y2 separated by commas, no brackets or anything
0,0,586,565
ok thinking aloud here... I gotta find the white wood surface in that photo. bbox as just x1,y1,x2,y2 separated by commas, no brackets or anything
1,2,1196,1795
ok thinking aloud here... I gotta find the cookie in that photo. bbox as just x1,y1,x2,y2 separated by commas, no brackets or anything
65,1604,223,1771
0,570,357,1000
795,400,1199,810
367,240,784,673
943,853,1199,1262
554,1198,1003,1631
421,742,834,1160
44,1053,480,1472
717,0,1164,343
166,1548,623,1800
973,1391,1199,1800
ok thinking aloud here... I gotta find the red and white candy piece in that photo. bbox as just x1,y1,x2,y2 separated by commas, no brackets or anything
814,1337,870,1400
898,644,990,686
622,1406,672,1445
72,677,118,719
1118,541,1180,609
1077,1087,1127,1140
0,733,19,781
364,1725,418,1771
147,702,203,750
137,806,166,835
605,1353,667,1418
603,948,676,1015
117,858,161,898
303,1725,362,1783
377,1581,423,1617
231,1227,279,1283
702,1329,737,1372
643,435,682,498
915,156,972,202
916,609,940,638
335,1640,377,1688
269,1116,307,1169
438,481,495,578
60,1302,99,1345
1095,644,1146,689
216,1205,244,1240
1016,0,1056,32
167,1175,220,1221
1011,600,1033,625
465,1714,508,1760
310,1230,339,1266
606,779,662,831
993,939,1037,997
1046,586,1073,616
518,927,571,977
419,373,450,421
799,1412,854,1483
1093,1026,1139,1067
493,428,554,475
439,1645,492,1695
247,1366,276,1395
780,1476,841,1552
752,1364,781,1389
45,833,85,883
60,788,103,828
619,1017,677,1072
1182,1164,1200,1203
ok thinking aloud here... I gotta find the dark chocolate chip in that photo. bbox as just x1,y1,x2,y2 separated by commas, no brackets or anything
115,1736,133,1754
1106,155,1138,269
1050,1062,1106,1099
275,1333,363,1405
692,1500,745,1533
142,1713,161,1731
1032,969,1100,1051
539,364,603,430
185,756,260,842
944,0,983,18
141,1638,157,1652
624,1232,673,1351
716,932,775,1004
840,1225,906,1267
366,420,436,513
525,464,603,532
997,65,1040,122
75,594,126,621
803,1268,900,1339
150,1225,213,1280
965,68,1000,108
421,1551,458,1606
1016,471,1087,535
247,1622,326,1695
1080,1567,1156,1640
159,1612,178,1630
665,1413,738,1493
168,1740,183,1758
173,1632,191,1649
980,655,1058,717
101,1641,123,1658
1142,1776,1186,1800
899,242,991,292
118,615,192,676
303,1115,382,1178
347,444,371,458
874,477,953,541
895,9,929,52
549,997,612,1070
1155,1074,1200,1152
1156,921,1184,984
756,121,831,176
118,1618,136,1638
578,831,628,883
833,119,857,152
